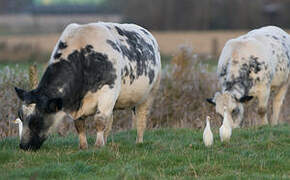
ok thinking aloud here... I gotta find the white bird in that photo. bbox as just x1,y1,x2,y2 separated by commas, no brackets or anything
13,118,23,140
219,106,232,142
203,116,213,147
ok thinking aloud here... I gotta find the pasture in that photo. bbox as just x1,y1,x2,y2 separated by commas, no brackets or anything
0,124,289,179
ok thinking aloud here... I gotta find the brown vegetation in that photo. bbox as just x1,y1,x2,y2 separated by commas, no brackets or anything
1,46,289,140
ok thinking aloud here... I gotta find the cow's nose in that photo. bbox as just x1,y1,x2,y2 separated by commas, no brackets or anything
19,143,30,150
19,143,26,150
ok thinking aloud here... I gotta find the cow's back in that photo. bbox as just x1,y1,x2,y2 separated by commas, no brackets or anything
48,22,161,110
217,26,290,98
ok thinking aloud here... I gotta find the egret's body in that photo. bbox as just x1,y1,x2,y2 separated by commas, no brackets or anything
203,116,213,147
219,107,232,142
13,118,23,140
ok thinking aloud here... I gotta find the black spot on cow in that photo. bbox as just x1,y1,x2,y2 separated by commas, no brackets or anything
106,25,112,30
53,41,68,60
83,45,93,53
272,36,279,40
106,26,157,84
115,26,125,36
272,50,275,55
224,63,254,98
224,55,264,98
58,41,68,50
148,69,155,84
106,40,120,52
140,29,149,35
219,65,227,77
283,35,286,39
249,55,263,73
286,51,290,60
123,66,129,77
36,44,117,112
129,65,135,84
53,52,62,59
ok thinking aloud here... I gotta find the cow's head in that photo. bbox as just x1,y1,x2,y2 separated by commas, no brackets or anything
206,91,253,128
15,87,64,150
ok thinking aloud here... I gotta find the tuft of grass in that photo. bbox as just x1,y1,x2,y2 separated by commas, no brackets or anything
0,124,289,179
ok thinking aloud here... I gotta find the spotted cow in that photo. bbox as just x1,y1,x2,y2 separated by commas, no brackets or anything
15,22,161,150
207,26,290,127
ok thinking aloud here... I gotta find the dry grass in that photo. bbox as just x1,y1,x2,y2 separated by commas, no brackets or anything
0,46,290,139
0,30,280,62
0,66,29,138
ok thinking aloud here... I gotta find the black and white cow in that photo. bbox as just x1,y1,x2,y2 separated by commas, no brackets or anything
15,22,161,150
207,26,290,127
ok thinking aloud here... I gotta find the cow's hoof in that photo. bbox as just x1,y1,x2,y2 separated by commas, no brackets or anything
95,142,105,148
270,122,278,126
79,143,88,150
136,138,143,144
232,123,240,129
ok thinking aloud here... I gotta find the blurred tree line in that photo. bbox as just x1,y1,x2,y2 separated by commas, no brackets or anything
119,0,290,30
1,0,290,30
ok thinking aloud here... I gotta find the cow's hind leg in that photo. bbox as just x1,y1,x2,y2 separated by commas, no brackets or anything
131,107,137,129
135,96,153,143
74,118,88,149
136,74,160,143
271,83,288,125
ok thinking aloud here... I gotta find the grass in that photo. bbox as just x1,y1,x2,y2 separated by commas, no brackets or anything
0,124,289,179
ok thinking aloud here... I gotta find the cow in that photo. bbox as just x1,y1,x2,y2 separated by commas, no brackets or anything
207,26,290,128
14,22,161,150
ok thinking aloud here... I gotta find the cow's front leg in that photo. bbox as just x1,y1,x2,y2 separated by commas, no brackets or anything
94,113,112,148
257,89,270,126
74,118,88,149
104,114,113,143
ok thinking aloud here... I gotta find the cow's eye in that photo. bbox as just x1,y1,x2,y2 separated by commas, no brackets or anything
18,110,23,121
232,108,239,115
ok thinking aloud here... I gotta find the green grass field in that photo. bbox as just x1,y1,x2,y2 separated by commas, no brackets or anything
0,124,289,179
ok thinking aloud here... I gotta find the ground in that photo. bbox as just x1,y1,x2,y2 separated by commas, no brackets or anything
0,124,289,179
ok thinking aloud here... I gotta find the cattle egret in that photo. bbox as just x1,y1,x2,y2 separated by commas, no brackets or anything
219,106,232,142
203,116,213,147
13,118,23,140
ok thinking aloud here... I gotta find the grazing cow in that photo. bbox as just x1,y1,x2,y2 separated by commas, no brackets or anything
207,26,290,127
14,22,161,150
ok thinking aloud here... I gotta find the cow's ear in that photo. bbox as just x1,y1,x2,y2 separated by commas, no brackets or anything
238,96,253,103
206,98,216,106
46,98,63,113
15,87,27,101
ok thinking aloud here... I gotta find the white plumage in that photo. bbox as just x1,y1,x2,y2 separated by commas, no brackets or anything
219,106,232,142
203,116,213,147
13,118,23,140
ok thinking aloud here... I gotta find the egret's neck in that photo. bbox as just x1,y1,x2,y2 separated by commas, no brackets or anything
223,111,232,128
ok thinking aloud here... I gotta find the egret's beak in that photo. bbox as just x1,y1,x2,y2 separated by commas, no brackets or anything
13,118,21,124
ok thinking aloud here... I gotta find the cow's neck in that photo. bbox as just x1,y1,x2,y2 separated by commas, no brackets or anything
37,60,85,113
